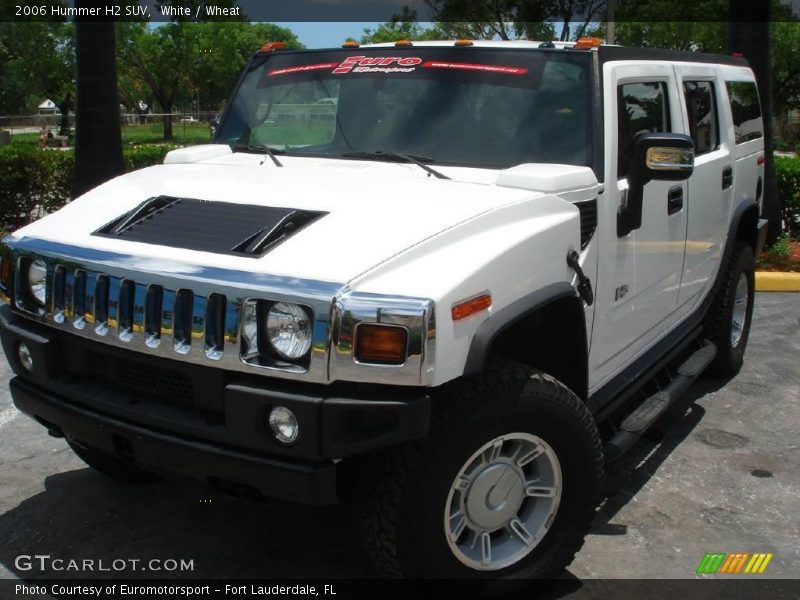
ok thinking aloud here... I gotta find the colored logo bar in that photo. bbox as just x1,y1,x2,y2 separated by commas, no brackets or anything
696,552,773,574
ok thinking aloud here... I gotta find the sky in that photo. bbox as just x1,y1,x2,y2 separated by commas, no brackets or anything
273,22,382,48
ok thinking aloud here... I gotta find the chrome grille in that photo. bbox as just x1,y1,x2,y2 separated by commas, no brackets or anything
4,236,361,385
41,265,238,363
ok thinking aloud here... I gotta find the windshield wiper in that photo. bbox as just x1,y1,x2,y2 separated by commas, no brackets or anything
230,143,284,167
342,151,450,180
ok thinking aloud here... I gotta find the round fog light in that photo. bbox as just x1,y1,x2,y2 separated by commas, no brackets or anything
17,342,34,372
268,406,299,445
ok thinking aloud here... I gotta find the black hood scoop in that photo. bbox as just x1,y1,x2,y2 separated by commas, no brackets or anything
94,196,327,258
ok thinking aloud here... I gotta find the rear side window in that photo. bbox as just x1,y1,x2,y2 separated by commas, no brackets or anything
726,81,763,144
683,81,719,156
617,82,671,178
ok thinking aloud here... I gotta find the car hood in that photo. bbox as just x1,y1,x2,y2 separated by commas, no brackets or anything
13,159,540,285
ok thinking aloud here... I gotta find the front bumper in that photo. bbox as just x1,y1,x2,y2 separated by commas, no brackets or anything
0,305,431,505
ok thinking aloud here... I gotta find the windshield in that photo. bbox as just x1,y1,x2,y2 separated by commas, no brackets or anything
217,47,593,169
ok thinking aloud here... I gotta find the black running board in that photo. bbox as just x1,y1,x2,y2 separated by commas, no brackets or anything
604,341,717,461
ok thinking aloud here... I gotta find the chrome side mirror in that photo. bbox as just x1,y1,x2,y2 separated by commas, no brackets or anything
618,133,695,237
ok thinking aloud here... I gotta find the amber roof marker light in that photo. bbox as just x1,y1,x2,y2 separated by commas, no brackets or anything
574,37,603,49
258,41,286,53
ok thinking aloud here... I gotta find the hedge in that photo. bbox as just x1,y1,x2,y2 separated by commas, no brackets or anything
0,144,178,228
775,155,800,238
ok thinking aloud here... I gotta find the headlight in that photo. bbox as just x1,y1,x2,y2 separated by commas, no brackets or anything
27,259,47,305
266,302,312,360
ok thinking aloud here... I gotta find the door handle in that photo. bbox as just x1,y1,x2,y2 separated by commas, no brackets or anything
667,186,683,215
722,166,733,190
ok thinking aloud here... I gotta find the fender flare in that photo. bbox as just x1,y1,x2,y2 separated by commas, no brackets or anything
463,282,581,377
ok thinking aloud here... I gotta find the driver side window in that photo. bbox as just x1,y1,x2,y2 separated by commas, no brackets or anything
617,82,671,179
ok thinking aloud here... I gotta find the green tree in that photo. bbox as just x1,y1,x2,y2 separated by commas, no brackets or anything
422,0,557,40
552,0,607,40
117,22,301,140
0,20,75,133
360,8,446,43
613,0,727,52
189,22,303,112
772,20,800,124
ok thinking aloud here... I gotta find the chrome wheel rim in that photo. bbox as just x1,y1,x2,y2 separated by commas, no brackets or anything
730,273,749,348
444,433,562,571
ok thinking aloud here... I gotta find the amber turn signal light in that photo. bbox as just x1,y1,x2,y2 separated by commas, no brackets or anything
452,294,492,321
354,324,408,364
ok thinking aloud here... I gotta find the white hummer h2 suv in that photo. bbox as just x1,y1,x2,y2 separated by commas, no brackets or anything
0,39,768,579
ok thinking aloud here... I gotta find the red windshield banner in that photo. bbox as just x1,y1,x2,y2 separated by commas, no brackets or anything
421,61,528,75
267,63,339,77
265,56,529,78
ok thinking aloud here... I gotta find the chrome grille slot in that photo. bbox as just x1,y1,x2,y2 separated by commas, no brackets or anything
117,280,135,342
173,289,194,354
132,283,146,337
145,285,163,348
63,269,76,322
52,265,66,323
204,293,226,360
72,270,87,330
161,289,176,340
94,275,110,335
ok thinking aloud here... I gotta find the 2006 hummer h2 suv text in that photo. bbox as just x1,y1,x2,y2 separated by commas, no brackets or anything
0,39,768,578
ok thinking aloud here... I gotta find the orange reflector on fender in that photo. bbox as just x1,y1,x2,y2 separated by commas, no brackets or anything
452,294,492,321
574,37,602,49
354,324,408,364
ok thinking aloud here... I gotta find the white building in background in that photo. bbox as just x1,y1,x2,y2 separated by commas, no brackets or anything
37,99,60,116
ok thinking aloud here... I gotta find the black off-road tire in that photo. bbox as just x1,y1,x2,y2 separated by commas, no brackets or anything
352,360,604,579
68,439,162,484
704,242,755,377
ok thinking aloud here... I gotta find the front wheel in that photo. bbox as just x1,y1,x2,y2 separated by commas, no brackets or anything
355,361,604,579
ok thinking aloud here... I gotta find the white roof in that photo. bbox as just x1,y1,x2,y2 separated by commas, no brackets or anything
363,40,577,50
38,99,57,109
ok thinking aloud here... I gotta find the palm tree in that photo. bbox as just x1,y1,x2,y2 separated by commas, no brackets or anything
72,17,123,197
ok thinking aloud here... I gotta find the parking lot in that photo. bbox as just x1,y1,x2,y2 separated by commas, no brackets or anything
0,293,798,587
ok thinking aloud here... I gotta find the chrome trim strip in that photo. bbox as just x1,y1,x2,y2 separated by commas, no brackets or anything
329,289,435,385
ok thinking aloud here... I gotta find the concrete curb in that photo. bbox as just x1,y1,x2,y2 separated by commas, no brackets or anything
755,272,800,292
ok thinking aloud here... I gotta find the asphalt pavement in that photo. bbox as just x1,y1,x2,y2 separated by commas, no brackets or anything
0,293,797,587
